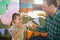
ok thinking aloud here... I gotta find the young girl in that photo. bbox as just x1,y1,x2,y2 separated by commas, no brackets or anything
10,13,27,40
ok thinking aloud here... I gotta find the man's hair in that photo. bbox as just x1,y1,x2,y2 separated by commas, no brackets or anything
45,0,57,7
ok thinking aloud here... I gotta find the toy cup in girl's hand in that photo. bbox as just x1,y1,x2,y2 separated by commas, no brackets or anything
22,24,27,27
21,24,27,30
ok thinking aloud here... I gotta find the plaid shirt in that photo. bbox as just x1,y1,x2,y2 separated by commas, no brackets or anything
36,10,60,40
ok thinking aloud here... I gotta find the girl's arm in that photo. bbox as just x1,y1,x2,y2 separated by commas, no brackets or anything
11,24,26,40
11,29,22,40
24,30,27,40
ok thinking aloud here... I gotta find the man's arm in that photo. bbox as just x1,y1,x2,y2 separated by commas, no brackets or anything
36,17,47,32
31,18,47,32
36,25,47,32
58,19,60,40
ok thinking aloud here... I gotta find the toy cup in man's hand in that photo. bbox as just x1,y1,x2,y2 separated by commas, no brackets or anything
26,21,32,27
30,23,37,29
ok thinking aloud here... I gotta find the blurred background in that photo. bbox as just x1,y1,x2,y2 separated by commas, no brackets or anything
0,0,60,40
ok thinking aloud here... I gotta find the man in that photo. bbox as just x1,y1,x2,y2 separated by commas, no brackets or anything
31,0,60,40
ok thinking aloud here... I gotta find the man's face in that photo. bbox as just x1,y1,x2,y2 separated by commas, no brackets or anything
42,2,51,15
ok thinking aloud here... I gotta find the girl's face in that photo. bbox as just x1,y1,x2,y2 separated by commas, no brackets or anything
14,16,22,25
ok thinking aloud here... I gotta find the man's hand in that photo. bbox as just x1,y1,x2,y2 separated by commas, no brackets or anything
30,23,37,29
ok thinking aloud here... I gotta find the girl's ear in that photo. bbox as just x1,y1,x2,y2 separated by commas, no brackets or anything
13,19,16,24
14,19,15,22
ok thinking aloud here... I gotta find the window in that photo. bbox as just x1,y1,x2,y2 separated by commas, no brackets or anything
34,0,43,4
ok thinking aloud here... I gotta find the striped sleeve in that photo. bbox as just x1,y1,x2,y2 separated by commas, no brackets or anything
36,18,47,32
36,25,47,32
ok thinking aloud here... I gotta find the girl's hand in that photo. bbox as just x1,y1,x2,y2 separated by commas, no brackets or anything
20,24,27,30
